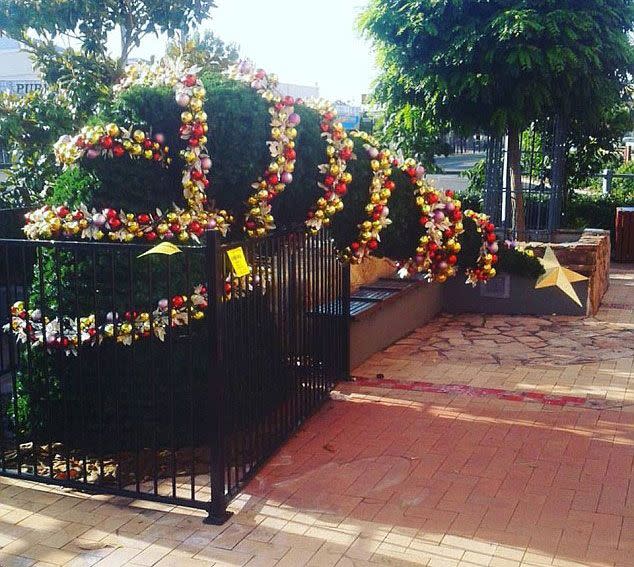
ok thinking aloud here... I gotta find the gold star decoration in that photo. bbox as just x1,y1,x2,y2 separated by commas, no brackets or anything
534,246,588,306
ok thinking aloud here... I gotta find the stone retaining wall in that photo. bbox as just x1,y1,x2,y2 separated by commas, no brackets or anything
523,229,611,316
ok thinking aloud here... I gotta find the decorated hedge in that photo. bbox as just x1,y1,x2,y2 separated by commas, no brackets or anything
5,57,546,356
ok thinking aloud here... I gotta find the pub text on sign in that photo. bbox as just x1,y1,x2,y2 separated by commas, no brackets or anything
0,81,43,95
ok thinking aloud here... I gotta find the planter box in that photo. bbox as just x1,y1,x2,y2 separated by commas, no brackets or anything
349,279,442,369
442,273,588,316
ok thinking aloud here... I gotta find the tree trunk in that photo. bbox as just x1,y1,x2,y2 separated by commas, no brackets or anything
507,126,526,240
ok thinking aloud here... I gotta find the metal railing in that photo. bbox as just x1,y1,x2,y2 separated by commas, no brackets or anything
0,226,349,523
595,169,634,195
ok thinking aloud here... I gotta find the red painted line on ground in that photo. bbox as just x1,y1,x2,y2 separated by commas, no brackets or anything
350,376,600,409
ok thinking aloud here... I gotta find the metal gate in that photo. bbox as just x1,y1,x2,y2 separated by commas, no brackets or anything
483,116,568,240
0,225,349,523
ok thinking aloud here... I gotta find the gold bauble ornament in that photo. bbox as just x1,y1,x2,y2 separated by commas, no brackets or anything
181,111,194,124
106,123,120,137
133,130,145,143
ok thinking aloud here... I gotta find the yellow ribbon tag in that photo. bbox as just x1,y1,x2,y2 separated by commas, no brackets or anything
226,247,250,277
137,242,183,258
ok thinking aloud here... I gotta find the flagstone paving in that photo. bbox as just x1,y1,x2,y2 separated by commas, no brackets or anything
0,264,632,566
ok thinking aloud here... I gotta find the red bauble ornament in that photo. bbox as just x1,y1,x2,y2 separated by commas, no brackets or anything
108,218,121,230
427,193,438,204
324,175,335,187
335,182,347,196
57,206,70,218
189,221,203,236
340,148,352,161
192,123,204,137
145,231,157,242
189,137,200,147
172,295,185,309
182,74,197,87
284,148,296,161
138,214,150,225
368,239,378,250
448,254,458,265
191,170,204,181
268,174,279,186
351,242,360,251
486,232,497,243
100,136,113,149
113,144,125,158
419,216,429,226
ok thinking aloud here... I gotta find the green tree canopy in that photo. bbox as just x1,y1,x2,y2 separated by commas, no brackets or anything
0,0,216,64
361,0,634,233
360,0,634,134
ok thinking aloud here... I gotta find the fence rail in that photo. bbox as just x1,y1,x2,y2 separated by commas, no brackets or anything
0,227,349,522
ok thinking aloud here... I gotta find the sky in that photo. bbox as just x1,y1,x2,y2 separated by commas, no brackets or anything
130,0,378,104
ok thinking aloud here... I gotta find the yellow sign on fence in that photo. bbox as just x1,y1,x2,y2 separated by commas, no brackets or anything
226,247,250,278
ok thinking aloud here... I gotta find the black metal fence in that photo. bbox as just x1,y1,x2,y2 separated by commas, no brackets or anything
0,225,349,523
483,117,567,240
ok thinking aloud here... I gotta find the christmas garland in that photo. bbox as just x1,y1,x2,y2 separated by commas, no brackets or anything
54,124,169,166
464,210,498,285
23,60,232,243
339,131,397,264
305,101,354,234
229,62,301,238
4,286,208,354
398,160,465,283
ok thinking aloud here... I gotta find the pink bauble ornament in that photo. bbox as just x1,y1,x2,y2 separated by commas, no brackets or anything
175,93,191,107
488,242,499,253
207,219,217,229
200,156,212,171
368,147,379,159
92,213,106,227
86,148,100,160
155,133,165,144
416,165,426,179
281,172,293,184
158,298,169,310
434,211,445,222
288,113,301,126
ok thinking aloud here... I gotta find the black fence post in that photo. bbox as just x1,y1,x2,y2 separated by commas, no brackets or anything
548,115,567,234
204,230,233,525
341,262,351,381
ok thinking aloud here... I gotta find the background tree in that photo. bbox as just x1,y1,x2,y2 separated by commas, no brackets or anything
360,0,634,236
166,31,239,73
0,0,217,66
0,0,224,207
